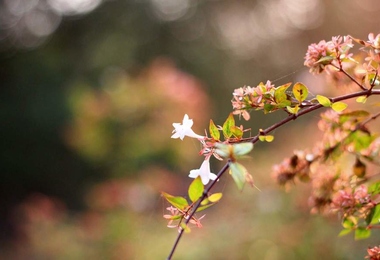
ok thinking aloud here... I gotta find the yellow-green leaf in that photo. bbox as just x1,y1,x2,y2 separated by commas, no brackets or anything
180,222,191,233
266,135,274,142
316,95,331,107
293,82,308,102
230,125,243,139
208,193,223,203
209,119,220,141
274,82,292,103
355,228,371,240
223,113,235,138
338,228,352,237
332,102,348,112
161,192,189,210
286,105,300,114
356,96,367,103
188,177,204,203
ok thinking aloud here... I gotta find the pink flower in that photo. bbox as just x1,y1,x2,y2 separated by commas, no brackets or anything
304,36,353,74
366,245,380,259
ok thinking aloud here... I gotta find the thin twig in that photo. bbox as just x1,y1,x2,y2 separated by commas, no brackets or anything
330,63,367,91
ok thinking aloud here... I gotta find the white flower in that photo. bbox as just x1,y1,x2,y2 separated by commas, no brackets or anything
189,158,217,185
171,114,204,140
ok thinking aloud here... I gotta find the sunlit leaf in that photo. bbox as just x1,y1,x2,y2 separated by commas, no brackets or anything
355,228,371,240
208,193,223,203
180,222,191,233
367,204,380,225
230,125,243,139
209,119,220,141
229,162,247,191
200,198,209,206
161,192,189,210
223,113,235,138
293,82,308,102
286,105,300,114
316,55,334,64
368,182,380,195
259,135,274,142
196,203,215,212
188,177,204,203
356,96,367,103
347,131,375,151
274,83,291,104
339,110,369,124
331,102,348,112
338,228,352,237
316,95,331,107
342,216,357,228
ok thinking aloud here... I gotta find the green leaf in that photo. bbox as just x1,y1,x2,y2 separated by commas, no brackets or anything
200,198,209,205
188,177,204,203
316,55,334,64
354,228,371,240
332,102,348,112
286,105,300,114
208,193,223,203
369,182,380,195
209,119,220,141
347,131,375,151
339,110,370,124
274,82,292,104
356,96,367,103
223,113,235,138
233,143,253,157
293,82,308,102
316,95,332,107
229,162,247,190
259,135,274,142
230,125,243,139
342,216,356,228
180,222,191,233
166,214,183,221
196,203,215,212
341,110,370,118
367,204,380,225
263,103,275,113
338,228,352,237
161,192,189,210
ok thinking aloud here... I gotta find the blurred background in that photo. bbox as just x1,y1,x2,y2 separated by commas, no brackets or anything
1,0,380,259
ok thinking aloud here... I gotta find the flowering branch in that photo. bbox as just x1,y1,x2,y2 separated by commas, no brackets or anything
167,90,380,259
165,33,380,259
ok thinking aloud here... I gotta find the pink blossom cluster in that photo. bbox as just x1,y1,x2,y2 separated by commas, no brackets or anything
231,80,275,120
163,206,204,231
304,36,353,74
366,245,380,260
331,186,373,217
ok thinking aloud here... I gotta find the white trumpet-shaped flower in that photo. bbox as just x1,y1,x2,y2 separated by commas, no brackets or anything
171,114,204,140
189,158,217,185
